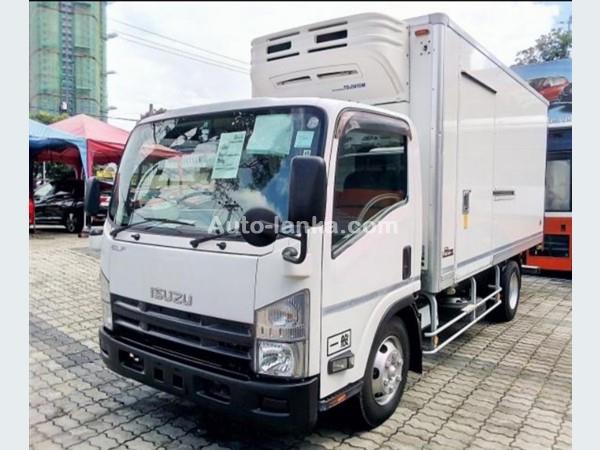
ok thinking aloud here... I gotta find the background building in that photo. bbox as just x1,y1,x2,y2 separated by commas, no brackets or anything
29,1,108,119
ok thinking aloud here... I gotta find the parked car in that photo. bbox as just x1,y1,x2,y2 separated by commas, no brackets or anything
34,179,112,233
29,198,34,225
558,82,572,103
528,76,570,102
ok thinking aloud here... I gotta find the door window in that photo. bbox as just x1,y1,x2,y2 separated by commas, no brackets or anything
331,111,409,251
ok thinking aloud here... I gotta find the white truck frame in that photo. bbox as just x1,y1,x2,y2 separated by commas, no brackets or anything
93,12,547,431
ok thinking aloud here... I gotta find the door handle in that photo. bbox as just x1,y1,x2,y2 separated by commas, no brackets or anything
402,246,411,280
462,190,471,229
462,190,471,214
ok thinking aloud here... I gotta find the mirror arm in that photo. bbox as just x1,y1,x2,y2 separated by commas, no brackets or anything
281,226,308,264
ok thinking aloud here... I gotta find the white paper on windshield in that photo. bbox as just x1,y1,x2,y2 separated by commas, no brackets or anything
246,114,293,156
194,141,218,168
294,130,314,148
211,131,246,179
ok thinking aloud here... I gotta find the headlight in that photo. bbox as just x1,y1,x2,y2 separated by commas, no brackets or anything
255,290,309,378
100,271,112,330
257,341,306,378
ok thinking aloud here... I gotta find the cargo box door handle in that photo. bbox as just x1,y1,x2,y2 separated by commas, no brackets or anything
402,246,411,279
462,190,471,229
462,190,471,214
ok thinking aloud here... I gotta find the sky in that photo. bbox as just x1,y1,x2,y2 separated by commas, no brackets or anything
105,1,571,131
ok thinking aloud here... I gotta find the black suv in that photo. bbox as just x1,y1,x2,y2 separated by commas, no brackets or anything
34,179,111,233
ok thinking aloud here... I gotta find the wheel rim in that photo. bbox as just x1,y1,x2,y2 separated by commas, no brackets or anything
508,272,519,310
66,214,76,232
371,335,404,406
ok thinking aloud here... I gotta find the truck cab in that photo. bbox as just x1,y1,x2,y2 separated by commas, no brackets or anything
96,97,422,430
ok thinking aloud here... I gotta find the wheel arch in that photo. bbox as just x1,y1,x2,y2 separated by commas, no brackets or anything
380,296,422,374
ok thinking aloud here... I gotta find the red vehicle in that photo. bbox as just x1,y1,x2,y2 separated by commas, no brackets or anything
529,76,570,102
29,197,34,225
525,124,572,272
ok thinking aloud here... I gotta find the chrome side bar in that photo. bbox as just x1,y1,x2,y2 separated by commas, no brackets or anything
422,265,502,354
422,298,502,354
423,287,501,338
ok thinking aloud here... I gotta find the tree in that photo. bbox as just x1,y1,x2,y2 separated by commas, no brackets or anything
30,111,69,125
515,28,572,65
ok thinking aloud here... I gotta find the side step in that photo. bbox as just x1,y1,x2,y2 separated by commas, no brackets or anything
422,266,502,355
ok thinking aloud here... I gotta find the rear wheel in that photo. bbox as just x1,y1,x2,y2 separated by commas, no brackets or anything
491,260,521,322
64,212,83,234
346,317,410,429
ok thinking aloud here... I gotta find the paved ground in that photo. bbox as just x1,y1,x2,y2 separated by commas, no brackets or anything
30,230,572,450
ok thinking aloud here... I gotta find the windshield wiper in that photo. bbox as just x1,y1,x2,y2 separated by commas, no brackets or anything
189,229,237,249
110,217,194,238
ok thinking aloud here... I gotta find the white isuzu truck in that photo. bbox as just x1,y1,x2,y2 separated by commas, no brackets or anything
88,13,547,431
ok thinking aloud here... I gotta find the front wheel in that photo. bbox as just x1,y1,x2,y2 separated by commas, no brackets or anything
347,317,410,429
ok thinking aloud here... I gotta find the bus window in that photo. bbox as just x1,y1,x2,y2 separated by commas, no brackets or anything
545,156,571,212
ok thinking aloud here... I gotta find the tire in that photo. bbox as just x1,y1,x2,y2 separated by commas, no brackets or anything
346,317,410,429
64,212,83,234
491,260,521,322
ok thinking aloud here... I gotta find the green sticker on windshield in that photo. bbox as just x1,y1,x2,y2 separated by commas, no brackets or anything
211,131,246,179
294,130,314,148
247,114,293,156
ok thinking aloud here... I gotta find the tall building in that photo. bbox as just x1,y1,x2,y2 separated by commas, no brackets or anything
29,1,108,119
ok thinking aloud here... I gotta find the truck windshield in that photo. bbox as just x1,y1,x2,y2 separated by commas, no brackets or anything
109,106,326,236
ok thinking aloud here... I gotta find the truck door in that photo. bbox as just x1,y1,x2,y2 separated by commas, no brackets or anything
455,72,496,278
319,110,419,398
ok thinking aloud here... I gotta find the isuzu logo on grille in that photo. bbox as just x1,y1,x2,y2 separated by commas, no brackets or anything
150,287,193,306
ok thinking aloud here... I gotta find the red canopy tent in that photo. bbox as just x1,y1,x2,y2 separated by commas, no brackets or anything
50,114,129,177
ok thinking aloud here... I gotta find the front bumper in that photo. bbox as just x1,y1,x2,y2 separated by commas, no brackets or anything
99,327,319,432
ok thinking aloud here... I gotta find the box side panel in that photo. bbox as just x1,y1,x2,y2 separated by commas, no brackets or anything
438,26,460,289
448,28,546,282
491,74,547,259
407,23,438,292
453,36,497,281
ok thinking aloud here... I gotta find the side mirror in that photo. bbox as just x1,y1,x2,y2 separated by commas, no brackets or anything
288,156,327,225
85,177,101,216
240,156,327,264
239,207,280,247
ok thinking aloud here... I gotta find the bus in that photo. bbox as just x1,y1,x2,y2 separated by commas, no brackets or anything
525,123,572,272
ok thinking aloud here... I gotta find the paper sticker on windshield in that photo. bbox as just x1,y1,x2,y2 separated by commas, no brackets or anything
247,114,293,156
211,131,246,179
294,130,314,149
194,141,218,168
307,116,320,129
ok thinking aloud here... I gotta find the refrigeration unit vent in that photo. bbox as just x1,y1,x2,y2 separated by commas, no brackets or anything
251,13,410,105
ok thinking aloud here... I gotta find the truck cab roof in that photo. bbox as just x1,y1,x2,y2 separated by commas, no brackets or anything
137,96,413,128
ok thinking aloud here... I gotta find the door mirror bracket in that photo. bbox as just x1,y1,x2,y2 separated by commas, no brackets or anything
281,226,308,264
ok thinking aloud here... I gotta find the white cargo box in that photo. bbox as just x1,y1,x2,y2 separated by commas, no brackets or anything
252,13,548,293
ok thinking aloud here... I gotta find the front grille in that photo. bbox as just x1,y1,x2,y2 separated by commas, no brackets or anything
111,295,254,378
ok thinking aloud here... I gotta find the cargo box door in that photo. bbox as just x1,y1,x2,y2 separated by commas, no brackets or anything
455,72,496,279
